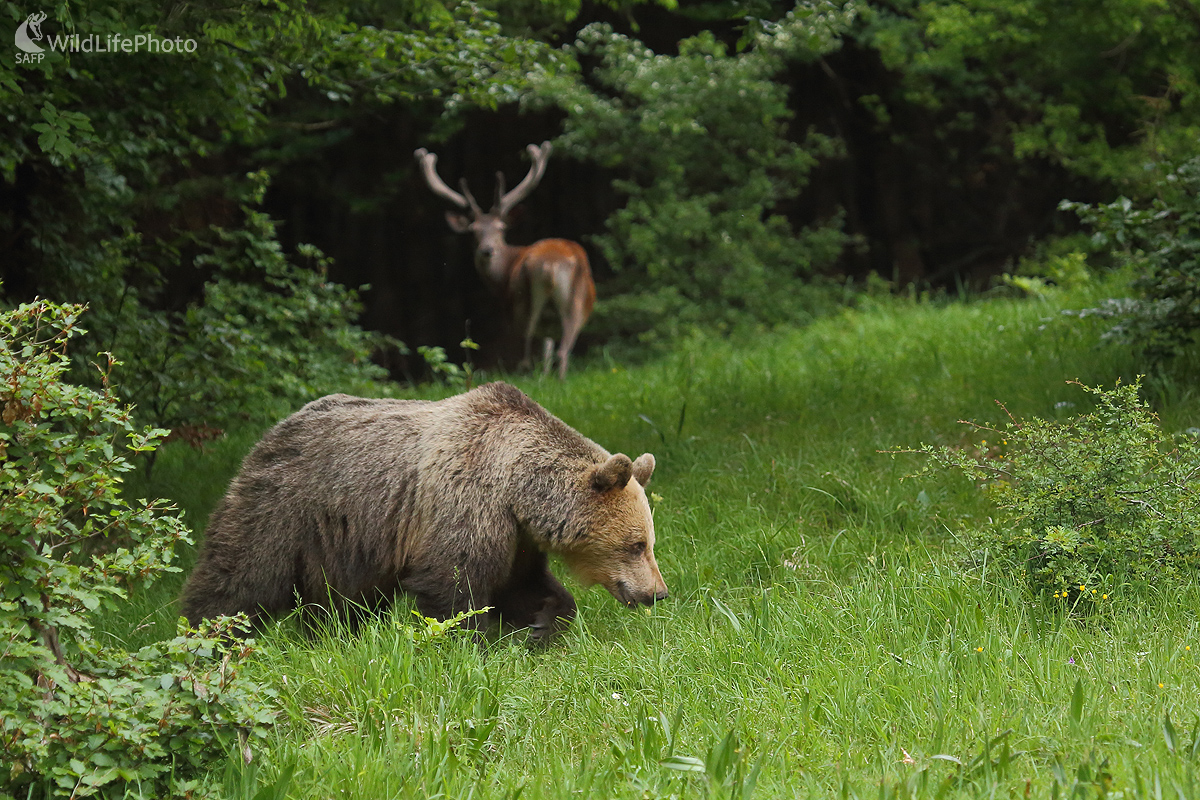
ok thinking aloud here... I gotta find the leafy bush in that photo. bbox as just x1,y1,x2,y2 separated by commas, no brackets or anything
910,381,1200,604
528,3,856,343
1062,156,1200,362
89,172,392,435
416,336,479,388
861,0,1200,185
0,299,275,798
4,1,566,432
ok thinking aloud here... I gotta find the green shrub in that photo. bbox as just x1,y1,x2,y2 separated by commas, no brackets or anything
3,0,562,427
859,0,1200,186
82,172,392,436
1061,155,1200,362
909,381,1200,604
528,4,855,343
0,299,275,798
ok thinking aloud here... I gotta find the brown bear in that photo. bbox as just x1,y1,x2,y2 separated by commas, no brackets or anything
180,381,666,640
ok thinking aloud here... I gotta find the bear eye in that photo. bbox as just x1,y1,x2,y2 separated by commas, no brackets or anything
628,541,646,557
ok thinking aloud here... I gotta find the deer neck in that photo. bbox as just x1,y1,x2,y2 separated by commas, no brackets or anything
477,242,526,295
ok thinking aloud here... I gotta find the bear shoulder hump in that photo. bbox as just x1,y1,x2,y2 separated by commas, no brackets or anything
298,393,372,415
470,382,542,416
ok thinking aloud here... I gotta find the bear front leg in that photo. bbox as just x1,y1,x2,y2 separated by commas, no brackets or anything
526,574,576,644
493,552,577,643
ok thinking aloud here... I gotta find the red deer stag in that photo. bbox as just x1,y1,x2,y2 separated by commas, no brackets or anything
414,142,594,380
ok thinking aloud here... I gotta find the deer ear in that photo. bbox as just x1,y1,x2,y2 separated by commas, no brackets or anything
445,211,471,233
590,454,633,493
632,453,655,487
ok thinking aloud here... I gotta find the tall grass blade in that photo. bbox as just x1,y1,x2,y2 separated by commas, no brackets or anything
1070,678,1084,727
1163,712,1178,755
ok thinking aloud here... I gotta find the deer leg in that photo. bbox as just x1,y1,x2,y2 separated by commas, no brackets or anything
510,294,531,371
556,308,586,380
522,282,550,373
550,268,589,380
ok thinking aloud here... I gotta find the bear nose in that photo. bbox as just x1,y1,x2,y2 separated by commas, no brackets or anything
652,588,668,603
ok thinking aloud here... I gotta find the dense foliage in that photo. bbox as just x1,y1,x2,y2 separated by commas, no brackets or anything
914,381,1200,603
858,0,1200,188
7,0,1200,367
0,300,275,798
87,173,390,434
530,3,856,341
1062,155,1200,362
1,0,563,427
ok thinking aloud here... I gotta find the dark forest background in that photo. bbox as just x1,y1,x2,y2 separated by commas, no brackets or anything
4,0,1199,431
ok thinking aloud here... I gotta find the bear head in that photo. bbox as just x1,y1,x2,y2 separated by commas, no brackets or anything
559,452,668,607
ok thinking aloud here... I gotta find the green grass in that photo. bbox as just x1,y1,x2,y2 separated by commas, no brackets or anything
117,286,1200,798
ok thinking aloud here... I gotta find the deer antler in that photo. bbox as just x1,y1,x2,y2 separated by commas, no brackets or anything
458,178,483,216
414,148,469,209
493,171,506,212
496,142,552,217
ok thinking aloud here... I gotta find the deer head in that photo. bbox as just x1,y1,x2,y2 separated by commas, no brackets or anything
413,142,552,287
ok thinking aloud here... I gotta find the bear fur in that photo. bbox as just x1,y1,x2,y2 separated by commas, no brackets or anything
180,381,666,639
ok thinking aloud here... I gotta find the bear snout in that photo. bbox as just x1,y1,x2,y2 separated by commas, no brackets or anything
635,586,668,606
612,579,668,607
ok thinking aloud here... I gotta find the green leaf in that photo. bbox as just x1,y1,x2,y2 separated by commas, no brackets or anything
1069,678,1084,726
661,755,707,772
53,137,78,159
36,130,57,153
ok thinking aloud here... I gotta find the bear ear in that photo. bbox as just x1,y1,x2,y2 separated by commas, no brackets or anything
591,454,633,493
632,453,655,487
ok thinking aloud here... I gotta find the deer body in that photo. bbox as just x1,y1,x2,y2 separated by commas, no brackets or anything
416,142,594,380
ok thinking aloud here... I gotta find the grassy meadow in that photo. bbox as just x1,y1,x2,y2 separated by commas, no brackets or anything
112,286,1200,799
